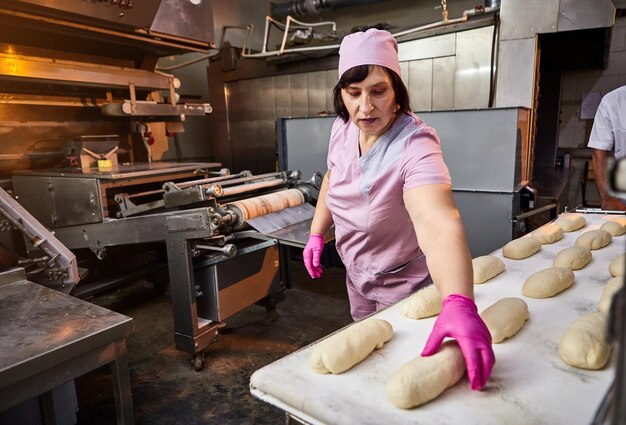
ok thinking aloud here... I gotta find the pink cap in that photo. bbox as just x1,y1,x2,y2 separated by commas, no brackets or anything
338,28,401,79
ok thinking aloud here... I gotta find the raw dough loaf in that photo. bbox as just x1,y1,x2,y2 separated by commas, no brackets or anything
385,341,465,409
309,318,393,374
601,217,626,236
599,277,624,313
559,312,611,370
575,229,612,250
609,253,626,277
553,246,592,270
472,255,505,284
402,284,441,319
502,237,541,259
554,213,586,232
523,267,575,298
480,298,529,343
531,223,564,244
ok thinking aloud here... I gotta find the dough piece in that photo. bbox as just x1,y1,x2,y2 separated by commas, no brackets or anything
559,312,611,370
575,229,612,250
309,318,393,374
386,341,465,409
480,298,529,343
554,213,586,232
553,246,592,270
523,267,575,298
472,256,505,284
502,237,541,260
609,253,626,277
601,217,626,236
531,223,564,244
402,284,441,319
598,277,624,313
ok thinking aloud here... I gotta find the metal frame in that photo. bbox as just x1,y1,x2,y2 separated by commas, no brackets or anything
0,187,79,289
53,203,287,368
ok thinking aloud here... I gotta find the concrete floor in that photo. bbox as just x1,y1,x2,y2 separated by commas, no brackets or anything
74,260,351,425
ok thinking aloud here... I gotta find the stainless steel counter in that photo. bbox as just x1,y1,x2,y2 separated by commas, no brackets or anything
250,212,623,425
0,268,134,423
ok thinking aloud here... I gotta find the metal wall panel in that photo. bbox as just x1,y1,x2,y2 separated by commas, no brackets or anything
408,59,433,111
494,38,536,108
398,33,456,62
500,0,559,40
273,75,292,119
257,77,276,122
454,26,493,109
399,62,409,83
290,74,309,117
557,0,615,32
432,56,455,110
258,77,277,171
231,79,261,171
417,108,524,192
452,191,517,257
281,116,335,180
307,71,327,116
325,69,337,113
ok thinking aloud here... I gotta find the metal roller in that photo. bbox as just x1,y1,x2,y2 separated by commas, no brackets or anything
225,189,305,229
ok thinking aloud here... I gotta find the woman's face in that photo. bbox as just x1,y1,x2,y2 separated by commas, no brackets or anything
340,66,398,140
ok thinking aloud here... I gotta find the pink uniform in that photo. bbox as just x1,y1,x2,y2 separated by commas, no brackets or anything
326,112,451,320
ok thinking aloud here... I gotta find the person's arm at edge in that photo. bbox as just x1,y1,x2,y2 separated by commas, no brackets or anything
591,148,626,211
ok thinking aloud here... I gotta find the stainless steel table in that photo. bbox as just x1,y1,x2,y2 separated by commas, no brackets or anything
0,268,134,424
251,212,622,425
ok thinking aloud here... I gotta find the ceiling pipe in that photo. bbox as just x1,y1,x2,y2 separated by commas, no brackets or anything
271,0,387,20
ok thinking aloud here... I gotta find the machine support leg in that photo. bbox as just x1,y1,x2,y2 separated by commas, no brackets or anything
166,238,200,354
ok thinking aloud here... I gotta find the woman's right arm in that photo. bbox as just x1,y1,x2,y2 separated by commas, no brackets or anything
303,170,334,279
310,170,334,234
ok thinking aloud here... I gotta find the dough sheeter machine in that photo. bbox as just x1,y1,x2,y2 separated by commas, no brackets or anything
250,212,624,424
12,163,322,369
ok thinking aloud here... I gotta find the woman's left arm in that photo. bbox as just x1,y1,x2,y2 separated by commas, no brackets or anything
403,183,472,299
403,183,495,391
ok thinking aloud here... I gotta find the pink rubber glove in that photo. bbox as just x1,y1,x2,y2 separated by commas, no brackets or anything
303,233,325,279
422,294,495,391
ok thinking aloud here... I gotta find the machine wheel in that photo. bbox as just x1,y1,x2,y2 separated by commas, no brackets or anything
192,352,205,371
266,307,279,322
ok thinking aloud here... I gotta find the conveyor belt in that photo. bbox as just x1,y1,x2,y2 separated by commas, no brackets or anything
250,213,624,425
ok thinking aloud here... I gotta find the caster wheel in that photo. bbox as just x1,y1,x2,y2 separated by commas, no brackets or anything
193,352,205,371
267,307,279,322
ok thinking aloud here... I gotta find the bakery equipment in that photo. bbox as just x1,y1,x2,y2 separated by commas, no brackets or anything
12,164,319,369
0,1,323,369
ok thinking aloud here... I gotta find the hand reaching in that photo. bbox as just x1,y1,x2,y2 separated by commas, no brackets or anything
422,294,495,390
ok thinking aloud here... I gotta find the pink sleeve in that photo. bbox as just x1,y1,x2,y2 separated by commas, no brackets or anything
327,117,347,171
401,126,451,191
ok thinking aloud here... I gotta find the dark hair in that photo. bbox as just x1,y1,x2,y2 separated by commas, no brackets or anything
333,65,411,123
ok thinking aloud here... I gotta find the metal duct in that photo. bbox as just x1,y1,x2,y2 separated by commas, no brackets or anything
484,0,501,8
271,0,386,19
